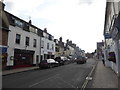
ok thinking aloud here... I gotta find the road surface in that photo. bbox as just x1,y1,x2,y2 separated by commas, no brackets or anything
3,58,96,88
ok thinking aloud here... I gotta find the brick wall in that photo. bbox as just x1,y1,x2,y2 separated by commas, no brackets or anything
0,29,8,46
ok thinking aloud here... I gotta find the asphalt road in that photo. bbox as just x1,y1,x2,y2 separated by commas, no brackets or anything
3,58,96,88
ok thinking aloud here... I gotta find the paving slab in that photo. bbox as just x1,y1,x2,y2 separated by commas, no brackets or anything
92,61,118,88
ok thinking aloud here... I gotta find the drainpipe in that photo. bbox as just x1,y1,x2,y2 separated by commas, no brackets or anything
40,36,41,63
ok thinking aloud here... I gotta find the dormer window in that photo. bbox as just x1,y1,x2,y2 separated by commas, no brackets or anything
29,26,37,34
15,19,23,28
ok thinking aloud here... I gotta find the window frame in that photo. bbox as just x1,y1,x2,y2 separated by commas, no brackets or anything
15,34,21,44
47,43,49,50
25,36,30,46
33,39,37,47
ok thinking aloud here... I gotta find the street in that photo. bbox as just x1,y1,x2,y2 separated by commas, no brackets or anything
3,58,96,88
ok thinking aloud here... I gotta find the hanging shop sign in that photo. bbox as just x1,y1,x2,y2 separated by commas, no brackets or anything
104,33,112,39
111,27,119,39
0,46,8,53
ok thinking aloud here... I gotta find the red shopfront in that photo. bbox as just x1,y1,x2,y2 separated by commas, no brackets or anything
14,49,34,68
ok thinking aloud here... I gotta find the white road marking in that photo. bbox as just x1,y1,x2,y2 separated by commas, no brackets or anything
29,74,59,88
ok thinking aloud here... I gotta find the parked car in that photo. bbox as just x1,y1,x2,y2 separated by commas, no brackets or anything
39,59,59,68
54,57,64,65
54,56,69,65
76,56,87,64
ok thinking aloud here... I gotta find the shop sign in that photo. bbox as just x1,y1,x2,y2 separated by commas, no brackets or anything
0,47,7,53
104,33,111,39
111,27,118,39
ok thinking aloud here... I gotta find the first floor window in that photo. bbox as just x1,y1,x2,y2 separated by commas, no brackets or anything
47,43,49,50
33,39,37,47
52,44,54,50
41,40,44,48
16,34,21,44
26,37,29,46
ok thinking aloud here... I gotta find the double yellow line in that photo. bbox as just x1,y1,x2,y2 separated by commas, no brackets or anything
81,61,98,90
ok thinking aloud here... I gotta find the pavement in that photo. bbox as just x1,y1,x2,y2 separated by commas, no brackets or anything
2,66,39,76
2,59,119,88
91,60,118,88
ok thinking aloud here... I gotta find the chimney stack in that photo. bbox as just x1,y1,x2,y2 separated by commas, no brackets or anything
44,28,47,33
0,1,5,11
59,37,62,42
29,20,32,24
66,39,69,44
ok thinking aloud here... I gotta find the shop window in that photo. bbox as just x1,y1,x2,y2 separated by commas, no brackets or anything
108,52,116,63
16,34,21,44
33,39,37,47
26,37,30,46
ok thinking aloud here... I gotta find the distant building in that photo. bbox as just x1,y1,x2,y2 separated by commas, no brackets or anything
96,41,104,60
54,39,60,57
58,37,64,56
41,28,55,60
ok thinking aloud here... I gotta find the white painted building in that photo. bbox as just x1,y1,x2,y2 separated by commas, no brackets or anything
41,29,55,60
103,1,120,75
6,11,41,68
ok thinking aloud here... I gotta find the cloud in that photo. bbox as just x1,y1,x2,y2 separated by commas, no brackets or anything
4,1,13,11
78,0,94,5
4,0,45,16
4,0,106,52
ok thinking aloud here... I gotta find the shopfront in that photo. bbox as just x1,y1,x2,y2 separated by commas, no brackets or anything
110,12,120,77
14,49,34,68
1,45,8,70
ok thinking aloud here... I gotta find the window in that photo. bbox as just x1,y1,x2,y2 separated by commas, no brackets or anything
15,19,24,28
55,47,59,52
41,40,44,48
16,34,21,44
33,39,37,47
52,44,54,50
26,37,29,46
29,26,37,34
47,43,49,50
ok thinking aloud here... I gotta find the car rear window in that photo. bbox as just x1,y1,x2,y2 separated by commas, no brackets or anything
41,60,47,63
55,57,61,60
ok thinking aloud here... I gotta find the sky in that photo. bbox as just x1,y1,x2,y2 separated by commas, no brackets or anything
4,0,106,53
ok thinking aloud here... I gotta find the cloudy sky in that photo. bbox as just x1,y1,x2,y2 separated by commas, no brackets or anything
4,0,106,53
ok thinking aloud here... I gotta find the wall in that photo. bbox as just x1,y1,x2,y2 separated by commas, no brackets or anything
41,33,55,60
7,25,40,66
0,30,8,46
